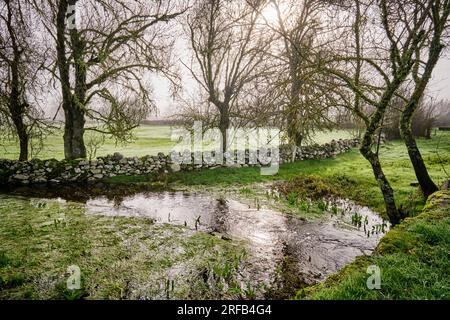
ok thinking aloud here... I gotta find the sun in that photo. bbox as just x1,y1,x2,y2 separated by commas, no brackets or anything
261,2,280,26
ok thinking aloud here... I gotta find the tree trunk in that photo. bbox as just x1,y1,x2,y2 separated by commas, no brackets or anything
4,0,29,161
9,88,29,162
19,134,29,161
360,144,402,224
56,0,87,160
11,113,29,161
404,135,438,198
360,124,403,225
219,107,230,153
63,106,86,160
286,48,302,148
398,14,446,198
359,80,406,225
400,101,438,198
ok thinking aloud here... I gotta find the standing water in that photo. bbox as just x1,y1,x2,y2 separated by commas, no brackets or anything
85,190,388,297
1,184,388,298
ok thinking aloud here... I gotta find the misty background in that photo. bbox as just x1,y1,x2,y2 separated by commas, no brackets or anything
40,34,450,121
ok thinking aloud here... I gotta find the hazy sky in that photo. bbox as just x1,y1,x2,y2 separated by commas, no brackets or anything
151,56,450,119
41,1,450,121
148,3,450,119
428,57,450,101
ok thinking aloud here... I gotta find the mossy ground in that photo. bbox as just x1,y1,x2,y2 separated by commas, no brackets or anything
0,195,251,300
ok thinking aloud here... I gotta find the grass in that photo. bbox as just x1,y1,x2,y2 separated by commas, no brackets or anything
0,125,353,160
0,195,251,299
1,128,449,300
0,125,176,160
297,190,450,300
166,131,450,218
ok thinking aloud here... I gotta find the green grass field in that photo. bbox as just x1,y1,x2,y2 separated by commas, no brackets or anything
1,125,175,160
0,125,353,160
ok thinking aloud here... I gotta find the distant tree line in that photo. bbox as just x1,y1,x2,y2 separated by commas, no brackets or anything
140,119,184,126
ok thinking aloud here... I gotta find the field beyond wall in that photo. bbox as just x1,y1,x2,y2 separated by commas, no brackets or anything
0,125,353,160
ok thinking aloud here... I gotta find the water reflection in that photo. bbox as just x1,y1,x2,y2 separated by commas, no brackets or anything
1,184,388,298
85,192,387,297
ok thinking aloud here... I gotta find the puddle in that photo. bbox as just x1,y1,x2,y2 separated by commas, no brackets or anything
80,190,389,297
0,184,388,298
86,192,222,231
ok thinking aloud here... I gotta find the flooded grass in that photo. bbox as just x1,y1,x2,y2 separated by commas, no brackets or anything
0,194,250,299
167,133,450,219
0,182,389,299
301,191,450,300
1,134,448,300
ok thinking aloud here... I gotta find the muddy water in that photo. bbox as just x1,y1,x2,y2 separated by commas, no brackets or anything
84,191,388,297
1,184,388,298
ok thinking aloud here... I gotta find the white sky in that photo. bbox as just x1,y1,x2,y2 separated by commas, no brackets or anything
43,54,450,120
428,57,450,102
40,1,450,121
148,2,450,119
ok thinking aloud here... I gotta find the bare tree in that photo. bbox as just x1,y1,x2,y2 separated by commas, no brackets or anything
320,0,436,224
260,0,340,152
383,91,439,141
434,99,450,127
0,0,49,160
36,0,185,159
184,0,272,153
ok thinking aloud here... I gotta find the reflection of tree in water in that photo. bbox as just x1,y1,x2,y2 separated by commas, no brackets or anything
0,182,165,204
112,195,125,208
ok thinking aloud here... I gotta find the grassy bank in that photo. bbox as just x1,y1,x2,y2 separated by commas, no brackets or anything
298,190,450,299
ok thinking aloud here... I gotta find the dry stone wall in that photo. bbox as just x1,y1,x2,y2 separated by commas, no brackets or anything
0,139,359,185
